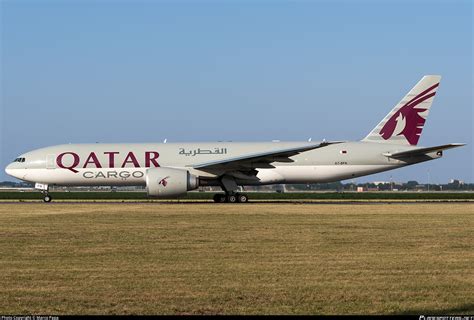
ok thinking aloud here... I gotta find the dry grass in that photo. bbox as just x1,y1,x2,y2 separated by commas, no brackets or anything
0,203,472,315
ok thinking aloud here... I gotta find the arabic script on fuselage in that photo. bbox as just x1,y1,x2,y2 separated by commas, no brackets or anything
178,148,227,157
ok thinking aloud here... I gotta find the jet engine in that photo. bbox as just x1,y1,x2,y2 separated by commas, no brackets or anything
146,167,198,198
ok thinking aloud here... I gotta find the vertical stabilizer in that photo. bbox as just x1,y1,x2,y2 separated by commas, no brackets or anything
363,75,441,145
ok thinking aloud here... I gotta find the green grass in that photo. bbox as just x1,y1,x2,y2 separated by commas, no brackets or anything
0,203,472,314
0,191,473,200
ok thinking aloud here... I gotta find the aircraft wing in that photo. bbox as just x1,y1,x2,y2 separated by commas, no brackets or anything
383,143,465,159
190,141,340,172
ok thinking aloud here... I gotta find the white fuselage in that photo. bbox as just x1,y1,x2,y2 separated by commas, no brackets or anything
5,141,434,187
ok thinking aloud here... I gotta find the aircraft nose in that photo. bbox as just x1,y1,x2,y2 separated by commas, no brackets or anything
5,163,14,177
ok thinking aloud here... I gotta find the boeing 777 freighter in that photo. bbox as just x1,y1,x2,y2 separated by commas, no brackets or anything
5,76,464,202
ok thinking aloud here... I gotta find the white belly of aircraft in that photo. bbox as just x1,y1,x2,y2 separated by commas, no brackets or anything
12,168,148,186
256,164,398,184
9,164,399,186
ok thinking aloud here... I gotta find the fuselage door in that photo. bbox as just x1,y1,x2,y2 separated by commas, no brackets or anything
46,154,56,169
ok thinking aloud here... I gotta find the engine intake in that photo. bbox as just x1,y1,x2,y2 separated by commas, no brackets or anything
146,167,198,198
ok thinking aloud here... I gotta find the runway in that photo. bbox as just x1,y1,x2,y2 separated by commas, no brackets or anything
1,199,473,205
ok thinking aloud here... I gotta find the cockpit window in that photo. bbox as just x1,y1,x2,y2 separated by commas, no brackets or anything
13,158,25,163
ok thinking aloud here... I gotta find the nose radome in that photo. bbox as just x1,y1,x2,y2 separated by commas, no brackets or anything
5,163,14,177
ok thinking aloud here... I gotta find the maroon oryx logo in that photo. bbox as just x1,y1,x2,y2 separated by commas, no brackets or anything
379,83,439,145
158,176,170,187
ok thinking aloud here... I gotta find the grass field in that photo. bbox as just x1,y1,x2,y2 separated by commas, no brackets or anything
0,203,473,315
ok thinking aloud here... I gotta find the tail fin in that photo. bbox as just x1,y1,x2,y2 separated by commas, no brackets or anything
363,75,441,145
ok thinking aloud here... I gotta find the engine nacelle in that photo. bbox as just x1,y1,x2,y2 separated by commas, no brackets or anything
146,167,198,198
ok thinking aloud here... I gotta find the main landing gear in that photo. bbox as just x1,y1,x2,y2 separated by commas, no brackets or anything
213,193,249,203
212,175,249,203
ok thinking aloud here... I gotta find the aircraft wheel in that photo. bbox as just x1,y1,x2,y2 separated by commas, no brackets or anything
226,194,237,203
237,193,249,203
43,195,52,203
213,194,226,203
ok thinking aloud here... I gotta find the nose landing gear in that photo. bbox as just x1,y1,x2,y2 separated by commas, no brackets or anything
43,194,52,203
35,183,52,203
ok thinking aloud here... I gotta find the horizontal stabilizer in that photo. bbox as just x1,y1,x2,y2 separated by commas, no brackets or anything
383,143,465,159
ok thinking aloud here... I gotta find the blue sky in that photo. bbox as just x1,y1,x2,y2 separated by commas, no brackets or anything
1,0,472,183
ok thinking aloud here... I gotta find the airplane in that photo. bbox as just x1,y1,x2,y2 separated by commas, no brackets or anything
4,75,465,203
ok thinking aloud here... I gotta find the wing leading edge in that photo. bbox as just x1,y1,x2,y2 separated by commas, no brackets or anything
189,141,341,172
